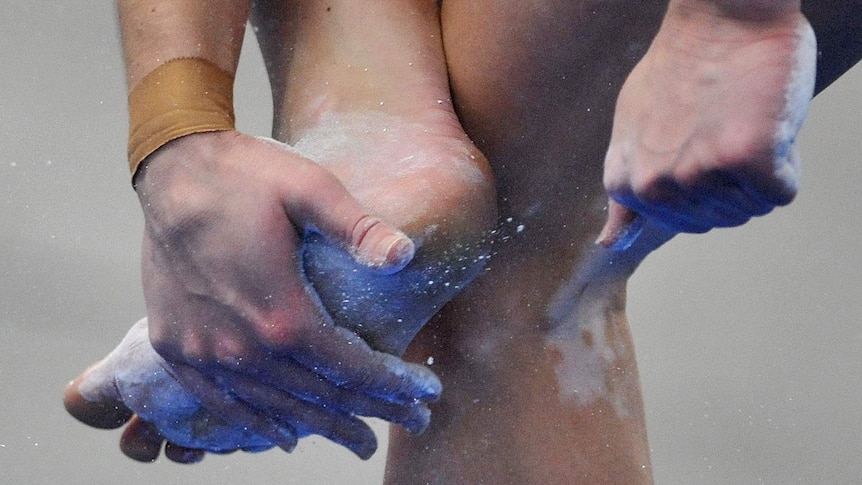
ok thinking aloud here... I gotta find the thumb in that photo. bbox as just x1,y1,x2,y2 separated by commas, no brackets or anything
345,214,416,274
284,165,416,274
596,198,639,249
63,362,133,429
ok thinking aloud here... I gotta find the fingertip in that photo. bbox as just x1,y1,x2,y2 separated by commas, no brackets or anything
595,199,638,248
380,234,416,273
241,444,276,453
164,442,206,464
417,367,443,403
385,353,444,402
120,416,163,463
342,418,379,460
404,405,432,435
274,426,298,454
350,216,415,274
353,437,378,461
63,366,133,430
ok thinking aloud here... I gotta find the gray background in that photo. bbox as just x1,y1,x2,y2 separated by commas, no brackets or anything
1,3,860,484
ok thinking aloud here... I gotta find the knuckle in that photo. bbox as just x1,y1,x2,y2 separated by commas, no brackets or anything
287,162,338,206
255,312,306,351
212,337,251,368
151,332,210,368
631,170,669,202
351,214,384,249
147,326,178,360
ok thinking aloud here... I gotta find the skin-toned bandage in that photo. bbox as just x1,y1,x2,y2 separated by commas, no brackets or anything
127,57,235,178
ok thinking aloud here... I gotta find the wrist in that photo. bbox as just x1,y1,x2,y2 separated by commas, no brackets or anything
127,58,236,184
657,0,808,56
133,130,240,194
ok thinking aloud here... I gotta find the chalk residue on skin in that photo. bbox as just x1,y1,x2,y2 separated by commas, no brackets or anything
544,236,639,418
260,111,488,233
773,21,817,190
544,287,619,412
78,318,273,451
291,110,486,182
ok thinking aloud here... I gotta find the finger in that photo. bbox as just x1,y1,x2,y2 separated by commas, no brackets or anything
287,322,442,405
614,177,719,234
684,169,774,221
241,444,275,453
253,252,442,406
672,177,755,229
169,363,299,453
63,362,134,430
695,186,761,228
608,172,701,233
636,202,715,233
596,199,639,248
120,415,164,463
733,167,796,212
228,372,379,460
696,200,753,228
750,144,801,207
280,163,415,273
164,442,206,464
245,356,433,434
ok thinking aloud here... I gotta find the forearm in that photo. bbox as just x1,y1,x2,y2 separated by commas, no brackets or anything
667,0,801,21
657,0,809,50
117,0,250,86
117,0,253,177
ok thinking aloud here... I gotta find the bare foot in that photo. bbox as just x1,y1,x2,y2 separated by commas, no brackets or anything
252,0,498,355
293,108,496,355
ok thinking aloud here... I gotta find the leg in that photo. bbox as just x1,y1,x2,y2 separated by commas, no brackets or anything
251,0,498,354
385,1,667,483
386,0,862,483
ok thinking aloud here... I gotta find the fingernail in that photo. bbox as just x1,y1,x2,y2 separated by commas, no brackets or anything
384,235,415,269
368,234,414,274
401,369,442,403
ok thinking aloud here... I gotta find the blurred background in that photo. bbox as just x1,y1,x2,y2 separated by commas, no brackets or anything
1,3,859,484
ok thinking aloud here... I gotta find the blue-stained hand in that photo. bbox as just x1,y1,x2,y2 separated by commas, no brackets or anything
601,6,815,242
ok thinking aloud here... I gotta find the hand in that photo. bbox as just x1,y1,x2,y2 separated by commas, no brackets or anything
135,131,441,459
64,319,274,463
66,318,435,462
69,109,497,462
600,5,816,242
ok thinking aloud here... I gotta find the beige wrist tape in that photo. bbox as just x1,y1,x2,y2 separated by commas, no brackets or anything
127,57,236,177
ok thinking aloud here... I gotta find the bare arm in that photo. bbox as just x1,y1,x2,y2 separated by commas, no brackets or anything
117,0,248,85
685,0,801,19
